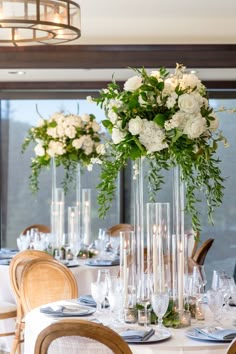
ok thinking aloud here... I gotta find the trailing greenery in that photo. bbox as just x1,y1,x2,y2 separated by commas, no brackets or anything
89,63,228,231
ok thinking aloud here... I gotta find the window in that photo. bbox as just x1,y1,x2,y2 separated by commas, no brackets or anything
0,99,120,248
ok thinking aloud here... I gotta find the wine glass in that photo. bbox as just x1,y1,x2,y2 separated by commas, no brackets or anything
137,274,151,328
151,291,169,328
107,276,123,325
198,265,207,291
91,281,107,312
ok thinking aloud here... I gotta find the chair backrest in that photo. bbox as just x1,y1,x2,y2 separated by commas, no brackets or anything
192,238,214,265
34,319,132,354
107,224,134,237
9,250,54,303
227,337,236,354
20,258,78,314
21,224,50,235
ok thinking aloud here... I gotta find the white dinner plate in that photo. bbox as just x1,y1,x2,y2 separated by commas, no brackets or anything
123,329,171,344
186,328,232,342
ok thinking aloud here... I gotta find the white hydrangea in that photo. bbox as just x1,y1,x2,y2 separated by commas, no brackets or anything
65,126,76,139
166,92,178,109
34,143,45,157
183,114,207,139
124,75,143,92
111,127,127,144
178,93,201,114
139,120,168,153
128,116,143,135
162,77,178,96
56,125,65,138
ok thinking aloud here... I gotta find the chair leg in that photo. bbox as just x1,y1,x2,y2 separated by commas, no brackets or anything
10,322,22,354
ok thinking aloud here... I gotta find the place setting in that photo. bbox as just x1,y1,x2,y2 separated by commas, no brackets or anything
40,301,96,318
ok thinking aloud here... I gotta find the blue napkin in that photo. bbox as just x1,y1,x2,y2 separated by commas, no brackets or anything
40,304,89,315
196,327,236,340
120,328,155,342
78,295,96,307
86,258,120,266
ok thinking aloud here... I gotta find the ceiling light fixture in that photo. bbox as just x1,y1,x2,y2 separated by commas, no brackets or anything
0,0,81,47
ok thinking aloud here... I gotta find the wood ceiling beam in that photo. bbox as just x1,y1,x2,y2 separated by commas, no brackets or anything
0,44,236,69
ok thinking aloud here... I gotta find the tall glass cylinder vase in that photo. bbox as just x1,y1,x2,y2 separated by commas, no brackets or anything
82,188,91,246
172,165,191,327
75,163,81,245
68,206,80,259
146,203,171,294
133,157,145,298
120,231,136,309
51,188,65,250
51,157,57,249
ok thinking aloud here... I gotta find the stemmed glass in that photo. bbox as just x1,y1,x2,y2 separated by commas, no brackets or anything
151,292,169,329
137,274,151,328
97,269,111,309
91,281,107,312
107,276,123,326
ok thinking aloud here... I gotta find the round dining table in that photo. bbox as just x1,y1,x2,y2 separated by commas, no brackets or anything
23,299,235,354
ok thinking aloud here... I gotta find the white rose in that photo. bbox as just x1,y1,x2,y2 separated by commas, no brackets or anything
86,96,93,103
92,121,101,132
108,99,122,109
111,127,127,144
178,93,200,114
183,114,207,139
179,73,201,89
164,112,186,131
124,75,142,92
96,144,106,155
65,126,76,139
84,145,93,155
47,127,58,138
128,116,143,135
72,137,84,149
163,77,179,96
47,141,65,157
81,114,91,122
209,113,219,131
34,143,45,157
107,110,118,124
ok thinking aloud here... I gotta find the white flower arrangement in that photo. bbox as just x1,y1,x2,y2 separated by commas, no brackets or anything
22,112,105,193
90,63,229,231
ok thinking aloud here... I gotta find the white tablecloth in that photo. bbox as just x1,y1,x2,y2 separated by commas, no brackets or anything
0,259,119,351
23,300,234,354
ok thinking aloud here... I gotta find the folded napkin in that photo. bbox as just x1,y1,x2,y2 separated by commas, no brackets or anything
86,258,120,266
196,327,236,340
78,295,97,307
120,328,155,342
40,304,89,315
78,294,109,308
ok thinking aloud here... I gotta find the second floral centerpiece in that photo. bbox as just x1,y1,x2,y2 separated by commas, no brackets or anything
22,111,105,193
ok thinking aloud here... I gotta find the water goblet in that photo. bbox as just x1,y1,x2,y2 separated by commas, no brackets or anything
206,289,224,326
151,291,169,329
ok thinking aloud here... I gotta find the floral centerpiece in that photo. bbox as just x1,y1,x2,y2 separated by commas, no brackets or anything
22,112,105,193
89,63,228,231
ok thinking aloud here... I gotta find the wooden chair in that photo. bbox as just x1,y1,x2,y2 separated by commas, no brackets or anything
34,319,132,354
19,258,78,314
192,238,214,266
107,224,134,236
9,250,54,354
21,224,50,235
0,301,17,338
227,337,236,354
